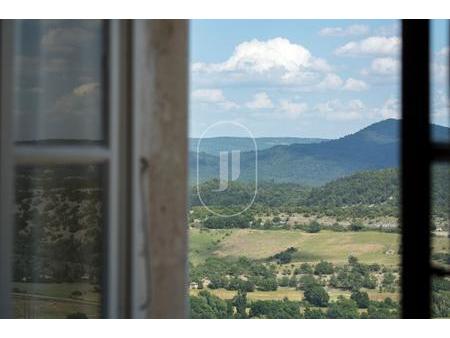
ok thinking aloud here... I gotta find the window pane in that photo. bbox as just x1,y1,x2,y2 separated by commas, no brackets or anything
431,163,450,318
431,20,450,143
13,165,104,318
12,20,106,142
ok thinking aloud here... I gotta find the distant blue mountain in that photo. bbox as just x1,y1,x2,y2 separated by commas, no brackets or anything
190,119,449,186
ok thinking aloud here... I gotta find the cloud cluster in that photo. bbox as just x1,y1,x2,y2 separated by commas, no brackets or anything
245,92,274,109
335,36,401,56
192,37,366,91
319,25,369,37
361,57,400,76
191,89,239,110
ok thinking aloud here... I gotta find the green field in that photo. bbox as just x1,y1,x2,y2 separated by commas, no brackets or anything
12,282,101,319
189,228,408,266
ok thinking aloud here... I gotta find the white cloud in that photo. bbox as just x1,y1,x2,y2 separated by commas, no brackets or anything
245,92,274,109
375,23,400,37
335,36,401,56
315,99,365,121
365,57,400,76
192,37,336,88
375,98,400,119
316,73,344,90
191,89,239,110
319,25,369,37
193,37,330,75
279,99,308,119
343,78,369,91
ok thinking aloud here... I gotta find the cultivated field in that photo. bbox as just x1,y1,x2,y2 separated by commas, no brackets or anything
189,228,408,266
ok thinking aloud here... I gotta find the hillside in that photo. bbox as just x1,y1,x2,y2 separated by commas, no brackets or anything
191,119,449,185
189,137,326,155
191,166,449,217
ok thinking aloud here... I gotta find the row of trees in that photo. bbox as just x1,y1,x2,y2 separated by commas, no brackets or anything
189,290,399,319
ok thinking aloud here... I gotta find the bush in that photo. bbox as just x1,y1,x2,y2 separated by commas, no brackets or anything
303,284,329,307
305,221,321,233
350,223,364,232
314,261,334,275
270,247,297,264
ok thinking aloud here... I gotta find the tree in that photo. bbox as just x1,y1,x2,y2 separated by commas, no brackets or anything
190,291,230,319
350,290,370,308
232,290,247,319
249,299,301,319
297,274,317,290
327,296,359,319
305,221,321,233
303,284,329,307
257,277,278,291
297,263,313,274
314,261,334,275
278,276,290,287
303,307,326,319
382,271,396,292
288,275,298,288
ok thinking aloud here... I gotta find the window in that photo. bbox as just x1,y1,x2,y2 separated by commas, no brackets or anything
0,19,448,319
0,20,133,318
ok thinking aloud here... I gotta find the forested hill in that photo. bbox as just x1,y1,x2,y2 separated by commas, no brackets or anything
190,166,449,216
190,119,450,186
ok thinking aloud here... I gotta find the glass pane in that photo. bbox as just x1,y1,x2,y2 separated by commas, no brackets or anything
189,20,402,319
431,163,450,318
12,20,105,142
13,165,104,318
431,20,450,143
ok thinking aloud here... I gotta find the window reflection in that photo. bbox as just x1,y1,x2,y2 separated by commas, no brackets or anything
12,20,105,142
13,165,104,318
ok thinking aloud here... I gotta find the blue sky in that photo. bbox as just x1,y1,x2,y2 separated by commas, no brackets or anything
189,20,449,138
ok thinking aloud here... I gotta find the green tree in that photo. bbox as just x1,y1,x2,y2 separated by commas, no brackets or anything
327,296,359,319
350,290,370,308
314,261,334,275
303,284,329,307
232,290,248,319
